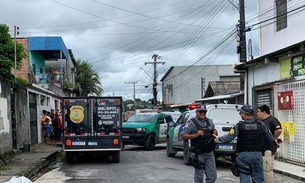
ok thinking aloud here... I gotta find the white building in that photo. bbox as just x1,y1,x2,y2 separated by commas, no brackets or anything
235,0,305,164
160,65,240,105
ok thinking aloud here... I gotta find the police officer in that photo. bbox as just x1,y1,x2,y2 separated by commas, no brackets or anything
181,104,217,183
257,104,282,183
213,104,274,183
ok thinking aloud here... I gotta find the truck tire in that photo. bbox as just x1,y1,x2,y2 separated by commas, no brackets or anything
166,138,176,157
183,141,192,165
112,151,120,163
144,135,156,150
66,152,75,164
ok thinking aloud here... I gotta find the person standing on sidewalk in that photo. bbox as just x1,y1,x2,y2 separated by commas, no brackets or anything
44,116,53,144
50,109,57,142
56,110,62,144
181,104,218,183
41,110,47,143
257,104,282,183
213,104,274,183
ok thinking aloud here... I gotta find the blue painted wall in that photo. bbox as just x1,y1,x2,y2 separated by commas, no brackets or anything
27,37,69,59
29,51,45,75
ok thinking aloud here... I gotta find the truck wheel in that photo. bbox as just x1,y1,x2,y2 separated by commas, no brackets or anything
66,152,75,164
183,141,192,165
166,138,176,157
112,151,120,163
144,135,155,150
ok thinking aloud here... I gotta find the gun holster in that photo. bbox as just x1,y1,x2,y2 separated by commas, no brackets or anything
192,154,205,170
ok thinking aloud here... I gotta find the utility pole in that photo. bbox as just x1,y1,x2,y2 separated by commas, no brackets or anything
145,54,165,106
14,26,19,82
125,82,137,112
238,0,246,92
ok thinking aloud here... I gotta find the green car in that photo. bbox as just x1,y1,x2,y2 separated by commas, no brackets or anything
122,112,173,150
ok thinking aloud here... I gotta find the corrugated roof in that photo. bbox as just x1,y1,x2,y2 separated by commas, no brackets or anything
204,81,240,98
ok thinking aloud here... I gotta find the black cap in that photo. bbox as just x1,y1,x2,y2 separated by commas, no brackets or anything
237,104,254,115
196,104,207,112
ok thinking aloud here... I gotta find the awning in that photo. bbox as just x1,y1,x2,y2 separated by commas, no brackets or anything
195,91,244,102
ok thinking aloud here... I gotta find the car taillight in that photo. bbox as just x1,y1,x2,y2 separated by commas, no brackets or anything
115,130,120,135
66,139,72,146
113,139,119,145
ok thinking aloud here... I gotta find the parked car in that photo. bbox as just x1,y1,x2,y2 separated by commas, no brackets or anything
166,103,242,165
162,111,182,123
122,112,174,150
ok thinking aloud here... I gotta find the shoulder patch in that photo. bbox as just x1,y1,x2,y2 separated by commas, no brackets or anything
229,127,235,134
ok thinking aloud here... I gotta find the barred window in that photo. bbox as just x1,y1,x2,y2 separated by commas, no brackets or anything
276,0,287,31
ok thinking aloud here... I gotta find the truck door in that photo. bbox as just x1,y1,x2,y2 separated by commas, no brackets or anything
157,115,167,142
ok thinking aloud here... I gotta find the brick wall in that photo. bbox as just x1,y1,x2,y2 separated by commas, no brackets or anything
11,38,29,81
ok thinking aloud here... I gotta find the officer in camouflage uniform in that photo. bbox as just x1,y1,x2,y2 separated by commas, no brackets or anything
181,104,218,183
214,104,274,183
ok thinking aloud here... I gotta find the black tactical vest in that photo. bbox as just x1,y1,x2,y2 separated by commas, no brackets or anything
237,120,263,152
190,118,215,153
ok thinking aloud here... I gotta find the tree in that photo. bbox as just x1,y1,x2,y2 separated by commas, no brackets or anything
0,24,26,80
75,59,103,96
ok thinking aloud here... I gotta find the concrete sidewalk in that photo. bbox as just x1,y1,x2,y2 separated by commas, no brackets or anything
0,143,304,182
0,143,61,183
274,160,305,181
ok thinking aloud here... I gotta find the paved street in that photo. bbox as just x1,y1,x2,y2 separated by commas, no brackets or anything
34,144,304,183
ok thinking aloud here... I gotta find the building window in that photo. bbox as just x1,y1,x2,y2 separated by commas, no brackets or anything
40,68,43,74
276,0,287,31
32,64,36,75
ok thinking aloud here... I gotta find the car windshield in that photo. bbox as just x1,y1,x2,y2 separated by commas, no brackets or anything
126,114,156,123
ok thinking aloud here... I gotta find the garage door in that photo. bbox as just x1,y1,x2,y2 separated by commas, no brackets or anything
256,88,272,115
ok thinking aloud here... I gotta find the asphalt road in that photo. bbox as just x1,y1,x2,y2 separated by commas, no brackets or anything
34,144,304,183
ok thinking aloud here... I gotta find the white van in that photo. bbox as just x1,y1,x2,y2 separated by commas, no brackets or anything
162,111,182,123
166,103,242,164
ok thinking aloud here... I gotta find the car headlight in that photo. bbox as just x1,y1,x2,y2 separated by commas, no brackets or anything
136,128,146,132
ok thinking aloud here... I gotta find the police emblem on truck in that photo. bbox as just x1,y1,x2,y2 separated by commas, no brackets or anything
70,106,84,123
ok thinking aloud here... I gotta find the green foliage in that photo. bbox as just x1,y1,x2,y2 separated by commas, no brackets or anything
16,77,29,86
0,161,9,170
123,98,154,112
0,24,27,80
75,59,103,97
59,151,66,163
64,81,74,89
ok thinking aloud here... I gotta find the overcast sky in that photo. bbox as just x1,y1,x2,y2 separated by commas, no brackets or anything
1,0,259,101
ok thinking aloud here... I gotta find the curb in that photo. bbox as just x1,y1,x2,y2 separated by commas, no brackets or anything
274,169,305,182
23,151,60,180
